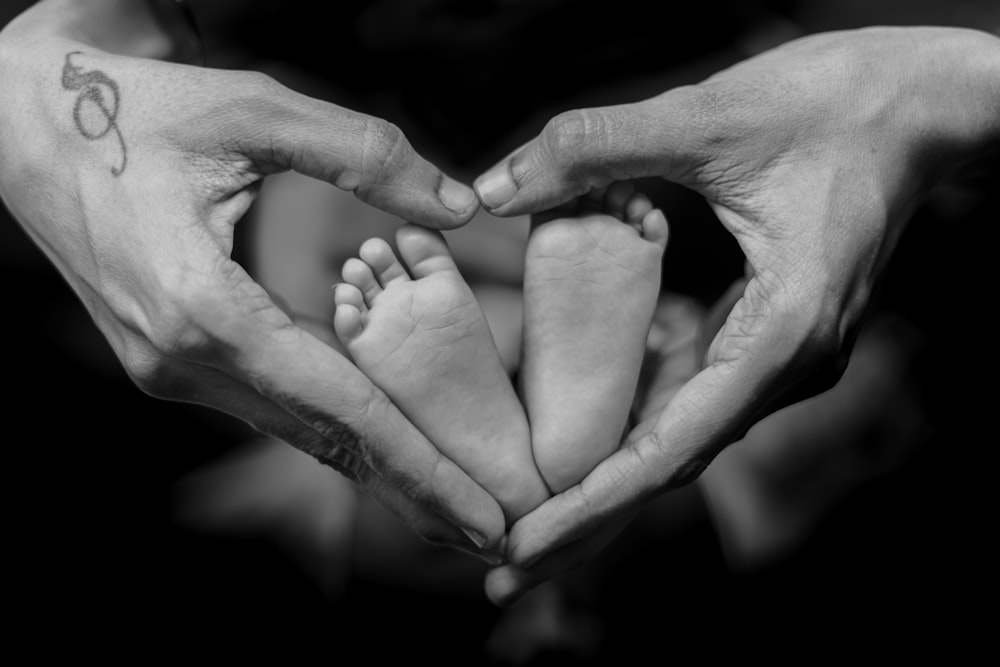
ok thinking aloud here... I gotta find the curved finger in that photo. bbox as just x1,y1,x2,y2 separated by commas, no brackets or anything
138,341,503,555
485,517,630,607
249,329,507,551
219,76,479,229
505,276,851,567
119,260,507,551
503,426,686,569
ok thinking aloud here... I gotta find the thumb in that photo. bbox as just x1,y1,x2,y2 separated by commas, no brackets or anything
473,90,699,216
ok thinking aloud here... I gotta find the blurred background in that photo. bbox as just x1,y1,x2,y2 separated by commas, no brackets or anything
2,0,997,663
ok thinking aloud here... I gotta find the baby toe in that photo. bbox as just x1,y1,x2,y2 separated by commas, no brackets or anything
359,237,410,288
342,257,382,306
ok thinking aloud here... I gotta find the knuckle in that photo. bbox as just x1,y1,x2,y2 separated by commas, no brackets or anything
360,117,410,181
119,337,187,399
233,69,282,97
142,271,234,365
670,454,711,490
544,109,594,167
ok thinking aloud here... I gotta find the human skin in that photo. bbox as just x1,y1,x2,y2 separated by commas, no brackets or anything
0,0,505,556
475,25,1000,604
521,184,668,494
333,225,550,524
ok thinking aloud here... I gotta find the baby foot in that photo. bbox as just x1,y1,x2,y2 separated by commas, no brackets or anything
333,224,549,523
521,182,669,493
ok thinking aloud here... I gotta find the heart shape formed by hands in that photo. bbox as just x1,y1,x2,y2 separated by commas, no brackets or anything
330,181,671,527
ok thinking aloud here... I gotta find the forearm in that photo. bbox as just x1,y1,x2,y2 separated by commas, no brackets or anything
0,0,201,63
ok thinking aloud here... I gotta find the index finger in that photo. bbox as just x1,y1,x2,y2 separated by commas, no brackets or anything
248,321,509,551
504,280,834,567
211,74,480,229
159,261,508,551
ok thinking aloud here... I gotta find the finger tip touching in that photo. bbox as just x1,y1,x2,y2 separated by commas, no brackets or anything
367,177,480,231
484,564,535,607
474,162,519,214
436,175,480,225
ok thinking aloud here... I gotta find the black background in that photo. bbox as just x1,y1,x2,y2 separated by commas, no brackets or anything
2,0,996,663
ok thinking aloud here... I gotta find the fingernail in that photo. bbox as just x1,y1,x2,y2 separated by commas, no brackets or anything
479,552,504,567
438,177,478,214
460,526,488,549
474,164,517,210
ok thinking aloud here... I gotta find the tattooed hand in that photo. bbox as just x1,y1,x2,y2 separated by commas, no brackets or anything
0,0,503,557
61,51,127,176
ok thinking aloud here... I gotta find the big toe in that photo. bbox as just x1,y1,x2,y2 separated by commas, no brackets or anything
396,224,459,278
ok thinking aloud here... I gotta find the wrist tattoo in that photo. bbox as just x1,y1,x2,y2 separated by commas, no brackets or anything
62,52,128,177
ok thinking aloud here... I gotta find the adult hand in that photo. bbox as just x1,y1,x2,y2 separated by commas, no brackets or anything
485,293,706,604
477,26,1000,602
0,0,504,556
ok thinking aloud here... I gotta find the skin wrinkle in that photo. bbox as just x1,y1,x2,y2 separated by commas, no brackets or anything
312,392,380,478
527,275,619,290
251,333,377,452
317,440,366,483
420,315,478,336
147,260,261,368
413,290,470,327
580,454,632,521
360,115,413,188
182,148,261,203
729,289,839,393
711,296,769,366
606,258,656,280
230,96,348,183
411,344,449,376
621,433,660,490
531,241,655,275
594,111,650,180
365,320,420,375
528,254,593,269
545,109,590,178
1,3,528,559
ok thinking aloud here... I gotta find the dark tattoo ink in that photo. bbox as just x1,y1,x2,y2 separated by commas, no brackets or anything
61,52,127,176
